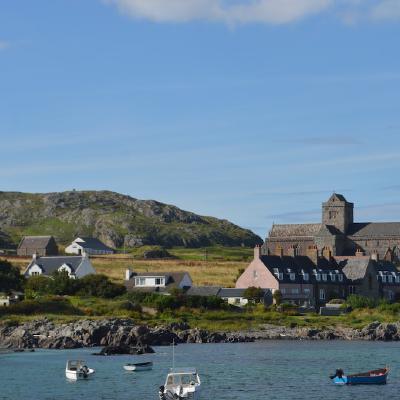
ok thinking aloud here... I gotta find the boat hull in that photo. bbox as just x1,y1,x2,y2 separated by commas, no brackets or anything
332,368,388,385
124,362,153,371
65,368,95,380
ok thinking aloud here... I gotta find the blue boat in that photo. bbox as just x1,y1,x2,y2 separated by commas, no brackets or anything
331,367,389,385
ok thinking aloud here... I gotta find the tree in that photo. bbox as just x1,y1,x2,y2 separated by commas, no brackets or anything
25,275,53,297
0,260,24,292
273,290,282,306
243,286,264,303
51,270,77,295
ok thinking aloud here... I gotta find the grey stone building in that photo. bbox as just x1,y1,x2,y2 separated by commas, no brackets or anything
263,193,400,263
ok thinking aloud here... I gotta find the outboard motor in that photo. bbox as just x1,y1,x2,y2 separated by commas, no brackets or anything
81,365,89,379
330,369,344,380
159,386,166,400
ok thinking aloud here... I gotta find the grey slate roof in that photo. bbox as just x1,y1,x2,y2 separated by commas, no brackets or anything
334,256,370,281
25,256,83,276
316,225,342,236
218,288,247,298
77,237,114,251
18,236,54,249
347,223,400,237
269,224,321,238
126,271,189,289
186,286,221,297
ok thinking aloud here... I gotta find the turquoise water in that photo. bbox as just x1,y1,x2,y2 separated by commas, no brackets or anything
0,341,399,399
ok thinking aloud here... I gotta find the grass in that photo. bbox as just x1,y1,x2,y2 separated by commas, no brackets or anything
2,246,250,287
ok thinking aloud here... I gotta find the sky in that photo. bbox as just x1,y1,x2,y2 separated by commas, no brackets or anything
1,0,400,239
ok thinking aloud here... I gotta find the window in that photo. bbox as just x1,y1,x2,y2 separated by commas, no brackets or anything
349,286,356,295
290,273,295,281
136,277,146,286
31,271,40,276
331,274,336,282
389,291,395,301
388,275,393,284
338,274,343,282
281,288,286,294
278,273,283,280
292,288,299,294
316,274,321,282
322,274,327,282
382,275,387,283
303,273,309,281
155,277,164,286
319,289,325,300
396,276,400,284
303,288,310,295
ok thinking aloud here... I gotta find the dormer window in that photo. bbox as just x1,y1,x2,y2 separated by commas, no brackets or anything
388,275,393,284
278,273,283,280
290,273,295,281
316,274,321,282
338,274,343,282
382,275,387,283
322,274,327,282
396,276,400,284
303,273,309,281
331,274,336,282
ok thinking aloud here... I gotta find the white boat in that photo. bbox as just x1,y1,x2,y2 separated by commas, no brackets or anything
159,368,201,400
65,360,95,380
123,361,153,371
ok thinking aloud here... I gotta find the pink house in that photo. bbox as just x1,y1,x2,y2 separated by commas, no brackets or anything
236,245,315,306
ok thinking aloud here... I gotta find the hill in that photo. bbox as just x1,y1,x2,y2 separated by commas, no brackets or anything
0,191,262,249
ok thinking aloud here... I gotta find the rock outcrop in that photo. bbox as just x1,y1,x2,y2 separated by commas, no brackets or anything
2,319,400,351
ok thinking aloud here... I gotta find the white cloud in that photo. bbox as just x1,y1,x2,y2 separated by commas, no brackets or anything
0,41,10,50
105,0,334,24
371,0,400,20
104,0,400,24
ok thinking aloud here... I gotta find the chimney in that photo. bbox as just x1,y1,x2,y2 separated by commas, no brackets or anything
288,245,296,257
306,245,319,265
322,247,332,260
32,253,37,262
125,268,132,281
355,248,365,257
371,251,379,261
254,245,261,260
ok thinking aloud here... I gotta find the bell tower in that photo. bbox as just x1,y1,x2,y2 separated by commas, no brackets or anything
322,193,353,234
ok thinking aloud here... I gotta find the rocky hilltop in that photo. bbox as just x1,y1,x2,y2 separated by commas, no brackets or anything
0,191,261,249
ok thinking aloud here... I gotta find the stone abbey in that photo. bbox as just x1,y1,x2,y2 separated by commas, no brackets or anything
263,193,400,263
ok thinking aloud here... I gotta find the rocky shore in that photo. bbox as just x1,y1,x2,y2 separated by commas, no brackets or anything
1,319,400,350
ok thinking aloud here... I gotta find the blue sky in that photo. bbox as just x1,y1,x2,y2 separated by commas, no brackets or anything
1,0,400,238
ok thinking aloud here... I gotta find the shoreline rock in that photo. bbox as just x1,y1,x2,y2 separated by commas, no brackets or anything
1,319,399,350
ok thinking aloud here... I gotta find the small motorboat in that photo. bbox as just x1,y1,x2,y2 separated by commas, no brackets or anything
330,367,389,385
65,360,95,380
159,368,201,399
123,361,153,371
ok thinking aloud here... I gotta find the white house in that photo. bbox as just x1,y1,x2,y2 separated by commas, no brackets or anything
24,254,96,279
65,237,114,256
125,269,192,292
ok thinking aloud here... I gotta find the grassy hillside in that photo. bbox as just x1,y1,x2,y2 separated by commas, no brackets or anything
0,190,262,249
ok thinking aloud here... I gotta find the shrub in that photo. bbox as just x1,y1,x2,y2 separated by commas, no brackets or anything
273,290,282,306
25,276,53,297
243,287,264,303
75,274,126,298
346,295,377,309
0,297,83,316
0,260,24,292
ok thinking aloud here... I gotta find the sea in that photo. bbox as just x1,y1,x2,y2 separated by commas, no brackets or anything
0,341,399,399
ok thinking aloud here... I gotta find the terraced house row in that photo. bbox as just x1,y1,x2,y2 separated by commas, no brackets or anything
236,245,400,307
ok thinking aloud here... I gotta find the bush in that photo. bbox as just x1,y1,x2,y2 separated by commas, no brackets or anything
25,276,53,297
0,260,24,292
273,290,282,306
346,295,377,309
75,274,126,298
243,287,264,303
0,297,83,316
